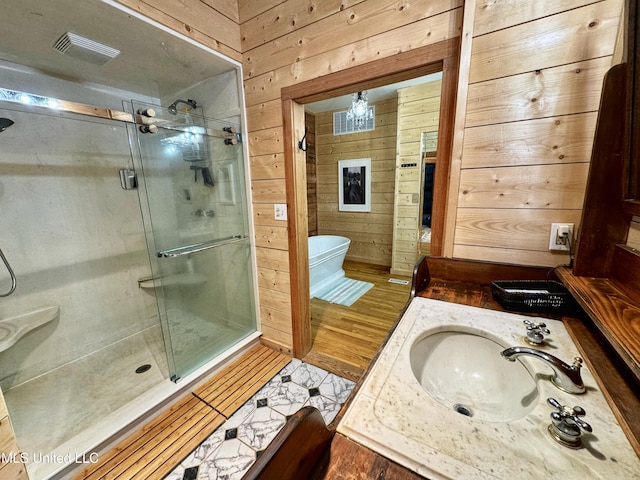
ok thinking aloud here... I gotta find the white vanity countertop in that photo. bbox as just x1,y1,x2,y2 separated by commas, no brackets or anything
337,297,640,479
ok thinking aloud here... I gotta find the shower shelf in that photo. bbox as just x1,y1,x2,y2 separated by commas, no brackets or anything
156,234,248,258
0,305,59,353
138,273,208,289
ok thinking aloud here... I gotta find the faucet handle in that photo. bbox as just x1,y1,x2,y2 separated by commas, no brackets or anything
523,320,550,345
547,397,592,448
571,357,583,370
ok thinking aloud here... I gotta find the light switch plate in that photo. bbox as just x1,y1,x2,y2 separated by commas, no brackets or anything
274,203,287,221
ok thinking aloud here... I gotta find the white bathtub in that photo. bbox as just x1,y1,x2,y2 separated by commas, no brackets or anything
308,235,351,298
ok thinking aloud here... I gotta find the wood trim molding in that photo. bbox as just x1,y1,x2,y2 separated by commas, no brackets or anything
282,38,461,358
424,256,552,285
410,256,431,298
281,39,459,104
282,98,311,358
443,0,475,257
430,52,460,256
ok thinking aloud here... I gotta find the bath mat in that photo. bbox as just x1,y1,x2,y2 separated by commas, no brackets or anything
315,277,374,307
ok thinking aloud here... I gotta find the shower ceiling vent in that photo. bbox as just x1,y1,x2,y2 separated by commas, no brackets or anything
53,32,120,66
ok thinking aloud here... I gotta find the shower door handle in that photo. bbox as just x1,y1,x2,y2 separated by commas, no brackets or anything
156,235,248,258
0,248,17,297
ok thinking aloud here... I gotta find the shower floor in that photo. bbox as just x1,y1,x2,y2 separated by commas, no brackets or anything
3,309,248,480
164,308,248,378
4,323,168,466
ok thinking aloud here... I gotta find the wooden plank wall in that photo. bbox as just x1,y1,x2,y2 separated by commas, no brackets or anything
315,98,397,266
452,0,623,267
391,81,442,275
240,0,463,351
119,0,623,351
114,0,241,62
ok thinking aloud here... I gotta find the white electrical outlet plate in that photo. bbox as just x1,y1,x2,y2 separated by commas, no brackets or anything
549,223,574,251
274,203,287,221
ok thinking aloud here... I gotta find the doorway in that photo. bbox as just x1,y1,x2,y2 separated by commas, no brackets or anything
281,39,460,360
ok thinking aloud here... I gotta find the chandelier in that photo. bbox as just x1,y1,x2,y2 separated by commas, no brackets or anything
346,90,373,130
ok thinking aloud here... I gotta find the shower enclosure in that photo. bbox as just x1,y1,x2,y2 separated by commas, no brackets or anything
0,1,259,479
131,99,257,381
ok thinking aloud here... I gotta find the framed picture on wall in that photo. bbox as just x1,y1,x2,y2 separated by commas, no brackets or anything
338,158,371,212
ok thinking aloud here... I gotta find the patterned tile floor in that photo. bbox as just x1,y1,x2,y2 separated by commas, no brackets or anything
164,359,356,480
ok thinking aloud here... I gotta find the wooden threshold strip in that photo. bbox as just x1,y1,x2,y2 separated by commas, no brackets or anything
72,344,290,480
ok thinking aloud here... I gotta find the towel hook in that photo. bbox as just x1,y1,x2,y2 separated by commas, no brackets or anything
298,126,308,152
0,248,16,297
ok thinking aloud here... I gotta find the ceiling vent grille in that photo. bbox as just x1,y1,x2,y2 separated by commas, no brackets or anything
53,32,120,66
333,106,375,135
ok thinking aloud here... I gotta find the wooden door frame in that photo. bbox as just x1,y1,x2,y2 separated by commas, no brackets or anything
282,38,461,358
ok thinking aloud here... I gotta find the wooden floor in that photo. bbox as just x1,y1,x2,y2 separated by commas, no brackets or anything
304,260,412,382
72,344,289,480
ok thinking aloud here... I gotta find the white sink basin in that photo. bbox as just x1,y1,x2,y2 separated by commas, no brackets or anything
338,298,640,480
410,331,538,422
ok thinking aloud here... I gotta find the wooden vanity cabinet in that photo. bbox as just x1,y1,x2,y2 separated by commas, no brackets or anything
557,0,640,459
0,390,28,480
569,0,640,384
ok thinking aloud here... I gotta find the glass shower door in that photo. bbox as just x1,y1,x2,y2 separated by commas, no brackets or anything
131,100,257,381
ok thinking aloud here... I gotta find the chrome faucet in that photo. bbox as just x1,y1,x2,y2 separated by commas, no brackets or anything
501,346,585,394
